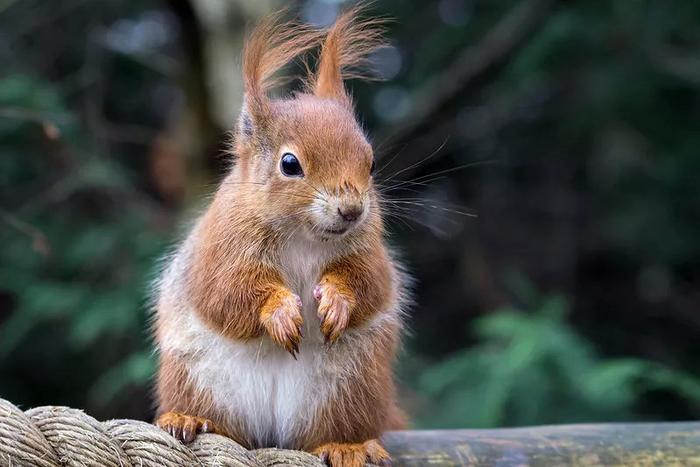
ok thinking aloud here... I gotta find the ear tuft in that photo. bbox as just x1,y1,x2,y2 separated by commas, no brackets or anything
311,4,388,104
242,11,324,125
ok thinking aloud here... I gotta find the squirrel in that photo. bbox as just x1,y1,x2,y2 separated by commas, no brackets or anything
153,6,408,467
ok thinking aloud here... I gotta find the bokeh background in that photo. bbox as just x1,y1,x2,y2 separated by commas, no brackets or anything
2,0,700,428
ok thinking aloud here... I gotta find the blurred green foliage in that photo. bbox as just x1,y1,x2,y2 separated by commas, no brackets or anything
0,71,165,417
409,294,700,428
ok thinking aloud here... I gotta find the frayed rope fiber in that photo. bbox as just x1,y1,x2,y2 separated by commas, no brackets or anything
0,398,325,466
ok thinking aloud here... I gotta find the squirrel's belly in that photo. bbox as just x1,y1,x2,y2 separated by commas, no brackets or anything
169,305,337,448
202,339,330,448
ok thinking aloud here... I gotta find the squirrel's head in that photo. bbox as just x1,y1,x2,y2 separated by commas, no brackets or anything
227,7,385,242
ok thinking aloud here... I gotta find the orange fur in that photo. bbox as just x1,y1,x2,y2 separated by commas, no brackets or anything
259,287,304,356
313,440,391,467
155,7,407,466
156,412,220,443
242,11,323,127
156,353,226,437
321,249,394,328
156,352,261,448
301,321,407,449
311,4,387,104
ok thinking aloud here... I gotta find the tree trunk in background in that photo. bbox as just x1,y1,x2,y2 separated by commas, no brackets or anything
162,0,281,203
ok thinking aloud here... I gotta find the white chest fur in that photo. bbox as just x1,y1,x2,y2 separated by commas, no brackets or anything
165,313,332,448
159,237,344,448
276,235,335,344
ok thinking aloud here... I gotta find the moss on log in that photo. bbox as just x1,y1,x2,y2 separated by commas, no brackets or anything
383,423,700,466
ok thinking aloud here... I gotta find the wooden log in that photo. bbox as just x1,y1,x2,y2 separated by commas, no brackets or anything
382,423,700,466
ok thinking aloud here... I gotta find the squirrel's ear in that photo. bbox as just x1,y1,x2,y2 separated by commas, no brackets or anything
238,11,323,140
236,100,255,140
234,98,263,158
312,5,386,106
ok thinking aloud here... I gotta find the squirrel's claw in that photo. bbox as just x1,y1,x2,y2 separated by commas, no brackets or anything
290,340,300,359
156,412,220,444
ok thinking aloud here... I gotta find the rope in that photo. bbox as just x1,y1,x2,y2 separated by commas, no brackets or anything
0,398,325,466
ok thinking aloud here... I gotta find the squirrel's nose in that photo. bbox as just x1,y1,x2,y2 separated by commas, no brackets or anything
338,205,363,222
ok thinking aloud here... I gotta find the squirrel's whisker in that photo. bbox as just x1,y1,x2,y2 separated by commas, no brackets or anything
380,139,449,185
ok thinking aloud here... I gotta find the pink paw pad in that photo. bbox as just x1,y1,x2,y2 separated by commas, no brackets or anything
313,285,323,301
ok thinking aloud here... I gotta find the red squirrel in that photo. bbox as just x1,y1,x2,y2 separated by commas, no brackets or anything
153,7,408,467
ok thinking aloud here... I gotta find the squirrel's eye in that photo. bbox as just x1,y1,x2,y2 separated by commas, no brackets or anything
280,152,303,177
370,159,376,175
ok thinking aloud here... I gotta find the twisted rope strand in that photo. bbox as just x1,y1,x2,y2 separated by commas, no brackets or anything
0,398,324,467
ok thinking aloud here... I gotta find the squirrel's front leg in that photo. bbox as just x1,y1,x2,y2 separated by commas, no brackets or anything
260,286,304,357
314,252,391,344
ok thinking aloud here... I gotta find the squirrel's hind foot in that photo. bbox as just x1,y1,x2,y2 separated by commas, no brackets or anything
313,439,392,467
156,411,220,443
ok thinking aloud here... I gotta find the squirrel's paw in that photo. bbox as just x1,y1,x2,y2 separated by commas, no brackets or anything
156,411,219,444
261,290,304,357
313,439,392,467
314,281,353,345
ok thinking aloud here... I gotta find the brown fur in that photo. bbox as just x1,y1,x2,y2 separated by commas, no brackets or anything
321,249,393,328
156,354,223,431
156,353,252,447
301,322,407,450
241,11,323,130
313,440,392,467
155,6,407,466
310,5,387,104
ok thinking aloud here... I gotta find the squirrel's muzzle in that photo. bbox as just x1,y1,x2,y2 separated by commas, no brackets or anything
311,187,369,238
337,204,363,223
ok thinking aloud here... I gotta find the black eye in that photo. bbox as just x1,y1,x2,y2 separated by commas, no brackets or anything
370,159,376,175
280,152,303,177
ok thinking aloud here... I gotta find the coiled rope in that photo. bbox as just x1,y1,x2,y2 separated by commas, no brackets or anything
0,398,325,466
